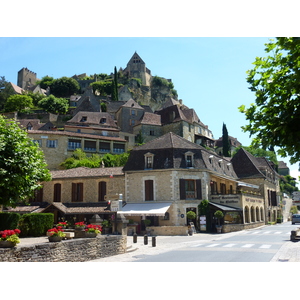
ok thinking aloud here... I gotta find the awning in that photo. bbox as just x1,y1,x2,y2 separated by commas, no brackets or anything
117,202,172,216
209,202,242,211
237,181,259,189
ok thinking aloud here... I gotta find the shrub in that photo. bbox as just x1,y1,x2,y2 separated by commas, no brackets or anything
19,213,54,237
0,212,21,230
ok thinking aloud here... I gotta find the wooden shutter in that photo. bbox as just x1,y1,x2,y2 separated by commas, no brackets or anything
196,179,202,199
72,183,77,202
145,180,154,201
180,179,186,200
78,183,83,202
54,183,61,202
98,181,107,202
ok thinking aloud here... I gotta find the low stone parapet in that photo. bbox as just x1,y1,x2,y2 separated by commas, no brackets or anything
0,235,127,262
147,226,188,236
222,221,265,233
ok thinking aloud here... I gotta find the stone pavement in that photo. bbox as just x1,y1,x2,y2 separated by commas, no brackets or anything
13,228,300,262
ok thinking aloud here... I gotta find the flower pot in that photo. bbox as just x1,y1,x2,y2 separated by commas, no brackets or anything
216,225,222,233
0,240,16,248
75,227,85,231
48,236,63,242
85,232,97,238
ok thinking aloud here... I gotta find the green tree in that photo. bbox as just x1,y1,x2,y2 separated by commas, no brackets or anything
222,123,230,157
4,94,33,112
38,94,69,114
280,175,298,195
90,80,112,96
0,76,14,111
111,66,119,101
50,76,80,98
0,115,51,207
239,37,300,164
36,75,54,90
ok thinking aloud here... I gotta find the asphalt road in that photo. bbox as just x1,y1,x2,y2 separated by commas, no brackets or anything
130,223,294,262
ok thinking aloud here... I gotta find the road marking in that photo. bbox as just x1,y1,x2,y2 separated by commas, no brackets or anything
264,231,271,234
242,244,254,248
251,231,260,234
274,231,282,234
206,244,220,248
223,244,236,248
190,244,203,248
260,244,271,249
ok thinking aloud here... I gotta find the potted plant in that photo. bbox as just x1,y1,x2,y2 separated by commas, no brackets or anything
102,220,111,234
0,229,21,248
85,224,102,238
214,210,224,233
47,227,66,242
74,221,86,231
186,211,197,235
57,221,68,229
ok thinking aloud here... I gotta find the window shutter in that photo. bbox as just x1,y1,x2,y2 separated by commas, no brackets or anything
79,183,83,202
180,179,186,199
72,183,76,202
98,181,107,202
196,179,202,199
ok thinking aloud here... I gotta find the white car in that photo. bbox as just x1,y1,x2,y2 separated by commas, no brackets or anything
292,214,300,225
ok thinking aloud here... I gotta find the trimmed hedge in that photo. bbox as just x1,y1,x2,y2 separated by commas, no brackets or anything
0,212,21,230
19,213,54,237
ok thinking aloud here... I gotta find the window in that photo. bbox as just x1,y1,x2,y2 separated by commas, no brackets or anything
210,180,218,195
68,139,81,150
131,109,136,116
33,139,42,147
72,183,83,202
29,187,43,202
100,118,106,124
145,180,154,201
46,140,58,148
113,143,125,153
130,119,135,126
220,183,226,194
98,181,106,202
27,122,33,130
84,140,96,152
150,130,155,136
180,179,202,200
144,153,154,169
80,116,87,122
100,142,110,153
184,151,194,168
53,183,61,202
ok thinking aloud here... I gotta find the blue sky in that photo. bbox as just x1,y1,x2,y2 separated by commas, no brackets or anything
1,36,299,181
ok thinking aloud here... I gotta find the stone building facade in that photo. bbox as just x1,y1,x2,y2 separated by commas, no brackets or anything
17,67,38,89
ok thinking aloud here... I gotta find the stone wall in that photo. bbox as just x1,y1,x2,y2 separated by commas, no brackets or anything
222,221,265,233
148,226,188,236
0,235,126,262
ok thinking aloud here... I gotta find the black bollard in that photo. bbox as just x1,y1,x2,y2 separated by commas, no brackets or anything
144,234,148,245
133,233,137,243
152,236,156,247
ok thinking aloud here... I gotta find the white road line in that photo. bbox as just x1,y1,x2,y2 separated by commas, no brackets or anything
264,231,271,234
223,244,236,248
251,231,260,234
190,244,203,248
242,244,254,248
274,232,282,234
260,244,271,249
206,244,220,248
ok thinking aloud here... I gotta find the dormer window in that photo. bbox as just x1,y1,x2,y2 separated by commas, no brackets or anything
80,116,87,122
100,118,106,124
184,151,194,168
144,152,154,169
27,122,33,130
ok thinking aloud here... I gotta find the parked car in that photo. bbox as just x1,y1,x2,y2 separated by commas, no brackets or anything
292,214,300,224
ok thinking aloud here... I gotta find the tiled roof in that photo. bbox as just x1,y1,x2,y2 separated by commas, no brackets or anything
51,166,124,179
123,132,237,178
28,130,126,142
9,82,24,94
121,99,144,110
44,202,112,214
67,111,118,128
137,112,161,126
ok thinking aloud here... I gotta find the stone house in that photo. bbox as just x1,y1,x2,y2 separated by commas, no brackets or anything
119,132,265,235
38,166,125,225
214,135,242,156
27,129,127,170
231,147,281,223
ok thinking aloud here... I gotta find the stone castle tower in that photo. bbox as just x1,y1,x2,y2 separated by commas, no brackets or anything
123,52,152,86
17,67,38,89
